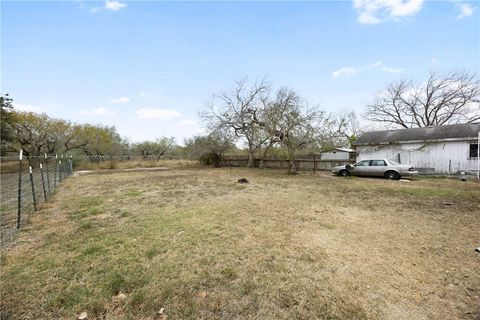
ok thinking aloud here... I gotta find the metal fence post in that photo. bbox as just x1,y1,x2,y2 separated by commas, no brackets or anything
40,163,47,201
45,153,51,194
477,131,479,180
62,155,65,179
29,166,37,211
313,154,317,173
63,158,66,178
59,160,63,183
17,150,23,229
65,155,69,177
54,154,58,188
68,157,71,176
60,154,64,181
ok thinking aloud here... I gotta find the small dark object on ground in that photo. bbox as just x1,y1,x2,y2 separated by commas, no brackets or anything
238,178,249,184
443,202,454,206
475,247,480,253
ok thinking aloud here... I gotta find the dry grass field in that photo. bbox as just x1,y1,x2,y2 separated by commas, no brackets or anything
1,166,479,320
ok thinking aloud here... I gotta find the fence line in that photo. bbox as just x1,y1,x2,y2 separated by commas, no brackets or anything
219,155,355,172
0,155,188,161
1,151,74,247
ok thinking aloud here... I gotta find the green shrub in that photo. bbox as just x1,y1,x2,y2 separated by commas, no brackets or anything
198,152,221,167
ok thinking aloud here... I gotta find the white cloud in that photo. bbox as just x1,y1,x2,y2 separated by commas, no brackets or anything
381,66,404,73
332,67,358,78
110,96,130,104
76,0,125,13
457,3,474,19
139,91,146,97
333,61,403,78
136,108,181,120
431,57,438,64
389,0,423,17
369,61,383,68
13,102,48,113
358,11,383,24
354,0,424,24
105,0,126,11
80,107,116,117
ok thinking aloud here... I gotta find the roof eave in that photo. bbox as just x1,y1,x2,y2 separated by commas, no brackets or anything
353,136,478,146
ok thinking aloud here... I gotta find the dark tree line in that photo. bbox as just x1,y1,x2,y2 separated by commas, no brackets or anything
0,96,179,165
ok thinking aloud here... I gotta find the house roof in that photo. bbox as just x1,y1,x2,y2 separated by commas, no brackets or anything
353,123,480,146
322,147,355,153
334,147,355,153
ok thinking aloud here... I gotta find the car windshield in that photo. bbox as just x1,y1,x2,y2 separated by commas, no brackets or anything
386,159,399,165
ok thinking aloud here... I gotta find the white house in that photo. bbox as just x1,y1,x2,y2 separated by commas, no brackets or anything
320,147,355,161
353,123,480,175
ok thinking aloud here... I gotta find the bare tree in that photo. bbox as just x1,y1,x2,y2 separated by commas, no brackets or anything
365,70,480,128
270,88,326,174
131,137,175,159
256,89,293,168
328,110,362,148
200,78,270,167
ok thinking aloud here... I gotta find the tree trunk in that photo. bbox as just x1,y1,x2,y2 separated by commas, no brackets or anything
288,150,297,175
247,152,255,168
259,142,273,169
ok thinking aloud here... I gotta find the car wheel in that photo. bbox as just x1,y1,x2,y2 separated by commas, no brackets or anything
339,170,350,176
384,171,400,180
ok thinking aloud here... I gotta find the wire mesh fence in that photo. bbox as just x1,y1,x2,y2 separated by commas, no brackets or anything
0,152,73,247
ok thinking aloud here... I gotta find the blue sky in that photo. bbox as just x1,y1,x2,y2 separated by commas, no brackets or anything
1,0,479,143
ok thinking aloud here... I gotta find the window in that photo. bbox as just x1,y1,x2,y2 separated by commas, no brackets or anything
356,160,370,167
370,160,386,166
470,142,479,158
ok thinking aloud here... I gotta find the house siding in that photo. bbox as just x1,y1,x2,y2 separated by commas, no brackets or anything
321,151,351,161
356,140,478,174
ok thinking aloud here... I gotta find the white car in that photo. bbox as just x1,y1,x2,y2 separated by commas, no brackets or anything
332,159,418,180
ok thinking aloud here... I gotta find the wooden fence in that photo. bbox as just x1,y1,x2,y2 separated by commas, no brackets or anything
220,155,355,172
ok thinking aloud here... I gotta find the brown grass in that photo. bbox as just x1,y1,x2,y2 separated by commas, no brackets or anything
74,159,198,171
1,167,479,319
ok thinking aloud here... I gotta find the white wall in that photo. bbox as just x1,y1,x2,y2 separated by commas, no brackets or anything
321,151,350,161
356,140,478,174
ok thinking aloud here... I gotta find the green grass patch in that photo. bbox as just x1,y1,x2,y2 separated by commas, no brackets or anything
79,221,93,231
70,207,101,219
145,246,160,259
124,189,143,197
113,208,130,218
80,244,104,257
78,196,104,207
104,271,126,295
